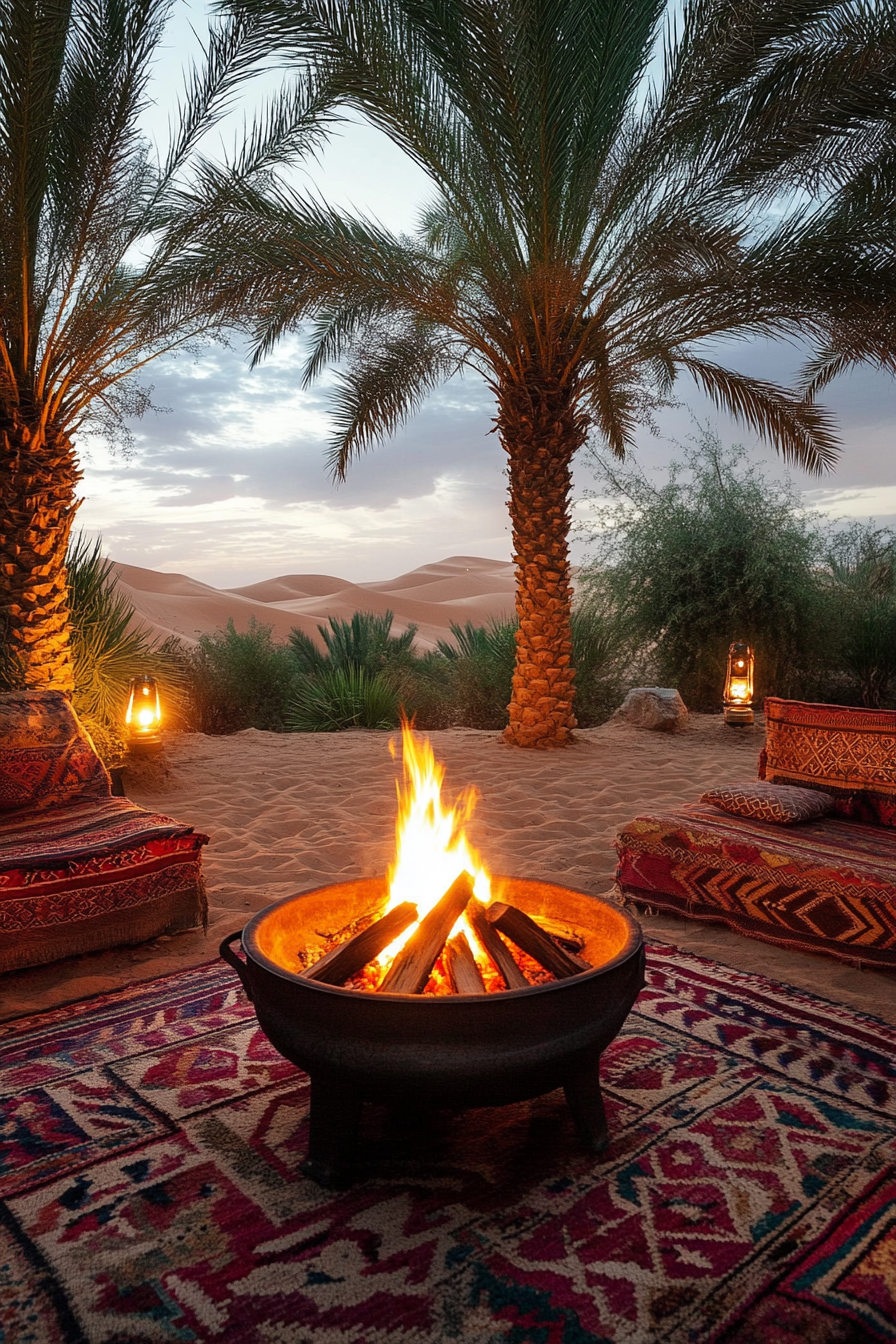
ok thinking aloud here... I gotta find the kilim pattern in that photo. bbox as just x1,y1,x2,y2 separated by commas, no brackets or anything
616,804,896,969
1,952,894,1344
0,693,208,967
0,796,208,935
0,690,110,812
700,781,833,825
763,697,896,828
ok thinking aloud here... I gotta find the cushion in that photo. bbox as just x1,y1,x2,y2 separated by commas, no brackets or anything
0,690,110,812
701,781,834,825
762,698,896,828
0,797,209,937
615,802,896,968
0,796,203,871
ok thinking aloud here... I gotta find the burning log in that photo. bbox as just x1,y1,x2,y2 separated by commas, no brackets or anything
486,902,590,980
444,931,487,994
467,898,530,990
304,902,418,985
378,872,475,994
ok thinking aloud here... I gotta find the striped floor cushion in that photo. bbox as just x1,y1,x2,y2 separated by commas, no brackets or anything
0,797,208,973
615,803,896,969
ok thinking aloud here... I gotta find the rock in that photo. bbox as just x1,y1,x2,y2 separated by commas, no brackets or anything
614,687,688,732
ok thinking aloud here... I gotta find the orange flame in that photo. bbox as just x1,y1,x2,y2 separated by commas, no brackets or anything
379,720,492,966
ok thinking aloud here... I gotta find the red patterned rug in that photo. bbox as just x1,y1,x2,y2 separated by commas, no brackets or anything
2,947,895,1343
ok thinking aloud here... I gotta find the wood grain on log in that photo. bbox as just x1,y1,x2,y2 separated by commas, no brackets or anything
303,902,418,985
467,898,529,990
378,873,475,994
444,932,487,994
485,902,589,979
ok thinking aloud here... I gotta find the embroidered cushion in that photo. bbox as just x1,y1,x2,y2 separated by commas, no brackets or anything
0,690,111,812
761,698,896,828
700,781,834,825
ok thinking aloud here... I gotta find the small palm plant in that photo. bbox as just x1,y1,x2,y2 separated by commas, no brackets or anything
287,609,414,730
823,526,896,709
287,664,400,731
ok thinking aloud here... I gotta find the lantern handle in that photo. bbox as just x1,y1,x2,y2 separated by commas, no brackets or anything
219,930,254,1001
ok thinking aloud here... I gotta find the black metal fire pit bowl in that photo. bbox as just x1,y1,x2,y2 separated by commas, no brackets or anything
221,876,645,1188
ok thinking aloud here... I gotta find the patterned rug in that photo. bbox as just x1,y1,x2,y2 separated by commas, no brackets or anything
2,947,895,1344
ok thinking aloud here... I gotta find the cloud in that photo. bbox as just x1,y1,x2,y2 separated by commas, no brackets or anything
76,323,896,586
77,335,512,585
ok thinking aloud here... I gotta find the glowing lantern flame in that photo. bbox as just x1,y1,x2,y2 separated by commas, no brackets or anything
379,721,492,967
125,675,162,740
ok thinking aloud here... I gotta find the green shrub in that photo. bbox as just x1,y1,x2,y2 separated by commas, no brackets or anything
290,610,417,676
818,524,896,708
286,664,400,731
580,431,828,710
428,609,633,729
436,618,517,729
569,602,637,726
186,618,298,732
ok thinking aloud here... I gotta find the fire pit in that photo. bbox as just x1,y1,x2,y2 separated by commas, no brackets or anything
220,728,645,1187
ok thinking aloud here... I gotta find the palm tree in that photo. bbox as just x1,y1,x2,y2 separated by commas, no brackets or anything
0,0,330,690
190,0,892,746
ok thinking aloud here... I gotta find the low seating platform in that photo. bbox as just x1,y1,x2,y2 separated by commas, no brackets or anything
616,698,896,970
0,690,208,974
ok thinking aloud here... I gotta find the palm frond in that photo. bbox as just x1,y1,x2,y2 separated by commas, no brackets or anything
680,357,841,475
325,320,463,479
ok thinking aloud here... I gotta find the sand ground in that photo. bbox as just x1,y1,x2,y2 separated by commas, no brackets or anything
3,713,895,1027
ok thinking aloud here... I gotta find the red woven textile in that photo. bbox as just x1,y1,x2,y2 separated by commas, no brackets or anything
4,952,896,1343
0,692,209,966
616,803,896,968
0,690,111,812
0,797,208,934
762,697,896,827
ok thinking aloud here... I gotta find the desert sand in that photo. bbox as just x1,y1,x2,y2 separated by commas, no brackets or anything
115,554,519,651
4,713,895,1026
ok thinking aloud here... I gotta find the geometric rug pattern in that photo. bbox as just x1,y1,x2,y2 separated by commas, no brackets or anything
616,805,896,968
2,947,895,1343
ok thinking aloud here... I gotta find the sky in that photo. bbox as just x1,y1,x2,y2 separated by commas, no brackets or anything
76,1,896,589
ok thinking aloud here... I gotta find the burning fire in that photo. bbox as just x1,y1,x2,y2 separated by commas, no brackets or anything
379,721,492,967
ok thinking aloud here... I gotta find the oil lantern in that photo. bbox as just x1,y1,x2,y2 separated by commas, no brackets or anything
723,643,754,726
126,674,162,750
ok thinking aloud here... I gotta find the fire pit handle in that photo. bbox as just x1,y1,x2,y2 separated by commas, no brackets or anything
219,930,254,1001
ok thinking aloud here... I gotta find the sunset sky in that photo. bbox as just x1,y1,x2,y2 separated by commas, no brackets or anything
77,1,896,588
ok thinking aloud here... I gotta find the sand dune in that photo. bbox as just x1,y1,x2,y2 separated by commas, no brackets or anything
114,555,517,650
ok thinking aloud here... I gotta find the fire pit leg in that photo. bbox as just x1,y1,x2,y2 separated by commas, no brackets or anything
564,1061,609,1154
301,1075,363,1189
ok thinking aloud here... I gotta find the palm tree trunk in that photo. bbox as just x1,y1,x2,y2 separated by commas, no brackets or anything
0,412,80,692
498,377,587,748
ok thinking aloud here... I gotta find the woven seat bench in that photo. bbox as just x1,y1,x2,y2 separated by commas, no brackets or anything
0,690,208,974
615,698,896,970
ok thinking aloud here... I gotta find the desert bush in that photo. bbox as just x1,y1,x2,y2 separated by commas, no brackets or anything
286,664,400,731
569,602,638,726
186,618,298,733
290,610,417,676
285,610,415,731
580,431,828,710
817,525,896,708
428,608,634,729
436,618,518,729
